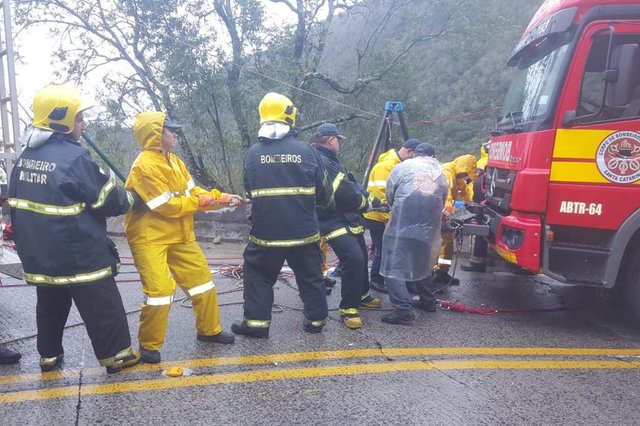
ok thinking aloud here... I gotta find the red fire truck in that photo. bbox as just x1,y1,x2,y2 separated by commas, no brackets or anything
486,0,640,317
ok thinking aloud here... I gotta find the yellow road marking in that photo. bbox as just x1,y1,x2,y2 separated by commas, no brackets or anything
1,359,639,405
1,347,639,386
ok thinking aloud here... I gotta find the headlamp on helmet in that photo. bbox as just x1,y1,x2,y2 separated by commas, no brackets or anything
258,92,297,127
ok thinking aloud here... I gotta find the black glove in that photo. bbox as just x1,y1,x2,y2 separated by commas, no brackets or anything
377,202,391,213
366,195,390,213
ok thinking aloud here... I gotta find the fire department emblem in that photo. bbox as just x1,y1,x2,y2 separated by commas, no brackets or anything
596,131,640,184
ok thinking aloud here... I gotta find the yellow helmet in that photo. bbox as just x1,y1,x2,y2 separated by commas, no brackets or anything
258,92,297,126
32,85,94,134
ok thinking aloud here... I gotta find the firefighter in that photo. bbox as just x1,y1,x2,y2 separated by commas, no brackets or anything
363,139,421,293
462,141,490,272
313,123,383,329
233,92,332,338
380,142,447,324
308,134,337,292
125,111,240,364
8,85,141,373
433,154,478,285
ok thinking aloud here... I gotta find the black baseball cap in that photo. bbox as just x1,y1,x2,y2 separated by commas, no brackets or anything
164,118,183,131
403,138,421,150
315,123,345,140
415,142,436,157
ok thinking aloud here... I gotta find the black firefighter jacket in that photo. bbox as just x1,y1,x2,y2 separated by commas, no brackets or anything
8,132,136,286
243,133,332,247
315,146,371,238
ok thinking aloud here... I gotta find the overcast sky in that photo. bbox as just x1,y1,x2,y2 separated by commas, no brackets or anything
11,1,293,126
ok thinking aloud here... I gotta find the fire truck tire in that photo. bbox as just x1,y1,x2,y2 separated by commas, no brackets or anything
619,247,640,323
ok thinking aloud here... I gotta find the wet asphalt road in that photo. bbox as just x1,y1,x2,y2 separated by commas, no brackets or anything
1,237,640,425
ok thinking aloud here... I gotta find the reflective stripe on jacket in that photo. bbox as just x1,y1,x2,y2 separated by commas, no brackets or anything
362,149,400,223
8,132,134,286
124,111,218,246
243,133,332,247
315,146,368,238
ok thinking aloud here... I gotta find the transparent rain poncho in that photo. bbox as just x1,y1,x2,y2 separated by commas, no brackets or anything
380,156,448,281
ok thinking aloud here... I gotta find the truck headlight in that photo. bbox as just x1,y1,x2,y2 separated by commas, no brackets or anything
502,227,525,250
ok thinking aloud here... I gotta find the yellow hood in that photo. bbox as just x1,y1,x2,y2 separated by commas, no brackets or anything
133,111,165,150
452,154,478,181
477,145,489,170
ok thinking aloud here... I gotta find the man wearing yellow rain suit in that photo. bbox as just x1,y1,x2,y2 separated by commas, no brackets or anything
461,142,490,272
433,154,477,286
125,111,241,364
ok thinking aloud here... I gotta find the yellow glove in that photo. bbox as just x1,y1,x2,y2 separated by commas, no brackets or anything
210,188,222,199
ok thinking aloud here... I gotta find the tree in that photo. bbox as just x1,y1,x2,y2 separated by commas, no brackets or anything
14,0,226,188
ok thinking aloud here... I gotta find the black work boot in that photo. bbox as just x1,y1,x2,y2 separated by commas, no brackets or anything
369,280,387,294
231,321,269,338
39,353,64,372
412,300,437,312
380,310,415,325
0,347,21,365
303,318,326,334
106,350,141,374
461,262,486,272
197,331,236,344
433,271,460,286
324,277,337,288
140,348,161,364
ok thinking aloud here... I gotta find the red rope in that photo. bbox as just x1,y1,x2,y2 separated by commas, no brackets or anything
439,300,567,315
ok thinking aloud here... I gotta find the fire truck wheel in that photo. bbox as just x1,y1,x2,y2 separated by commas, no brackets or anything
619,247,640,323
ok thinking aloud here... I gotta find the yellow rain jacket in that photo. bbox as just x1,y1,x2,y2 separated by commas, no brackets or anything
124,111,221,245
363,149,401,223
442,154,478,211
477,145,489,171
468,144,489,201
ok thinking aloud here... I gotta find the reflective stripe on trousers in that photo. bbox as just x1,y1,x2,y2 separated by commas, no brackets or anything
145,294,174,306
188,281,215,297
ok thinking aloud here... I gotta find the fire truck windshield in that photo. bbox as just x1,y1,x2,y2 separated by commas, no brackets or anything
497,42,571,132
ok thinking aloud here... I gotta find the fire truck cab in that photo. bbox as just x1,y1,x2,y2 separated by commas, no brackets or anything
487,0,640,317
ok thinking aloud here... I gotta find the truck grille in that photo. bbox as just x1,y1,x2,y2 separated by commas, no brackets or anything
485,166,516,214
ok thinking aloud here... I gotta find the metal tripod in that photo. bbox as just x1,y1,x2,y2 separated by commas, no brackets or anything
361,101,410,187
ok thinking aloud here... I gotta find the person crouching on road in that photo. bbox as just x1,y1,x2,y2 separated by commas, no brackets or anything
8,85,142,373
124,111,241,364
380,142,447,324
313,123,383,330
433,154,477,286
232,93,332,338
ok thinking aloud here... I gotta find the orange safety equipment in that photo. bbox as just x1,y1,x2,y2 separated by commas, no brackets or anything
258,92,297,126
198,194,214,209
124,111,228,351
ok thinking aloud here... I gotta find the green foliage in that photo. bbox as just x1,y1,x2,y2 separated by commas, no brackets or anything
15,0,544,188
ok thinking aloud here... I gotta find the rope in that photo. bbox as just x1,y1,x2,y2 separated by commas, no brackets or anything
438,300,568,315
